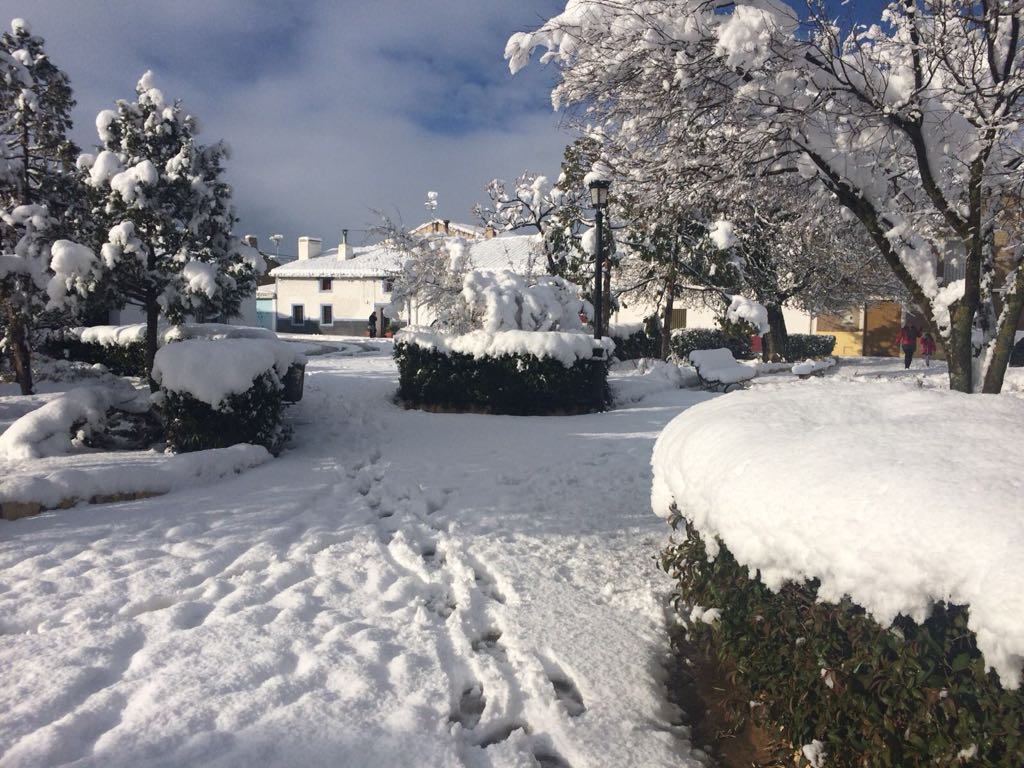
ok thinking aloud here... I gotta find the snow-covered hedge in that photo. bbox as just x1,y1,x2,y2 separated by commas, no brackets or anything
153,338,305,454
609,319,661,361
670,327,754,361
394,329,611,414
786,333,836,360
46,323,278,377
653,385,1024,765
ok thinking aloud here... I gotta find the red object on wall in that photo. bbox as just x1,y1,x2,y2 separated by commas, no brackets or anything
750,335,763,354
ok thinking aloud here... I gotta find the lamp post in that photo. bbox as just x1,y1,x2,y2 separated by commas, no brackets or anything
588,179,610,341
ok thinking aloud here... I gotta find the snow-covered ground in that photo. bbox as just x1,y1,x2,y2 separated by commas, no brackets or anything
3,347,1020,766
0,341,712,768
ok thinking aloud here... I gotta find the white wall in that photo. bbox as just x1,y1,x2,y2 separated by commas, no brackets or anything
275,276,392,326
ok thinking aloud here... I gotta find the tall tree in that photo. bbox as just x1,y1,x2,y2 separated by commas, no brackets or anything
0,17,80,394
508,0,1024,392
73,71,262,387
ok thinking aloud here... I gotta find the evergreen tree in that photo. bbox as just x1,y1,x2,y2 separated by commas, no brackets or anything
0,17,80,394
75,71,262,387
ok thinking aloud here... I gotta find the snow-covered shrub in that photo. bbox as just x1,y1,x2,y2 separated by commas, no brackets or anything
786,334,836,361
670,327,753,361
610,318,661,361
0,385,145,460
394,330,610,414
153,338,304,454
660,516,1024,767
461,269,588,334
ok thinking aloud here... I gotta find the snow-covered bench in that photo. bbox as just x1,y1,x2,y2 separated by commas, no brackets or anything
688,348,756,393
791,358,836,379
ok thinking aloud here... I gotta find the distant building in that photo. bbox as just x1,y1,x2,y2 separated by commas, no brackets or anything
269,224,541,335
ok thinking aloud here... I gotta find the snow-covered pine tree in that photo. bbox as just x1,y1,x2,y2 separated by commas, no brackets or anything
76,71,262,387
0,17,81,394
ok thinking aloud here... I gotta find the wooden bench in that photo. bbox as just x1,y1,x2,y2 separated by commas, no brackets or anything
689,348,756,392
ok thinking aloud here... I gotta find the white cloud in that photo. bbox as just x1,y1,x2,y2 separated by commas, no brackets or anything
0,1,572,255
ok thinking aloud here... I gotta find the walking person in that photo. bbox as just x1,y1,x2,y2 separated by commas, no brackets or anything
920,331,936,367
896,323,920,369
368,311,378,338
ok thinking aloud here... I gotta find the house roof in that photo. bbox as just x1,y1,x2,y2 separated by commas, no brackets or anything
269,234,543,280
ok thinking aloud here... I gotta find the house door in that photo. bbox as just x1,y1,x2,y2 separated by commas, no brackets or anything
863,301,902,357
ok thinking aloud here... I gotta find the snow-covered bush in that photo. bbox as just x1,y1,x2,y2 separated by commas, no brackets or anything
0,385,146,460
670,327,753,361
785,334,836,361
153,338,304,454
609,318,661,361
461,269,588,334
660,519,1024,767
653,385,1024,765
394,329,611,414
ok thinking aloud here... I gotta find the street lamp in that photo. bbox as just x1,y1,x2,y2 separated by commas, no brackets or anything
588,179,610,341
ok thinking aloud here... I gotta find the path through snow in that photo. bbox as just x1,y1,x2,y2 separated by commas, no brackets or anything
0,344,713,767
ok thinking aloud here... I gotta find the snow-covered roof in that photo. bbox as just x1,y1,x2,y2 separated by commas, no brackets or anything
269,234,543,280
256,285,275,299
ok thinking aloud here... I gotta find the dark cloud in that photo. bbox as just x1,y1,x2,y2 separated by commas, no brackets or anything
0,1,571,255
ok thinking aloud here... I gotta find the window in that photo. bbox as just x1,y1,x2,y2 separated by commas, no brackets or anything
382,279,394,293
319,278,333,292
291,305,304,325
670,307,687,331
320,305,333,326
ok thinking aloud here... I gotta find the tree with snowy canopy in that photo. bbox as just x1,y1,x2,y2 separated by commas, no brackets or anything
62,71,262,388
0,18,85,394
508,0,1024,393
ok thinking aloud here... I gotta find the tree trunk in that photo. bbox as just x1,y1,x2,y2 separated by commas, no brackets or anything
5,307,33,395
661,281,675,360
764,303,789,362
946,301,975,393
982,267,1024,394
145,247,160,393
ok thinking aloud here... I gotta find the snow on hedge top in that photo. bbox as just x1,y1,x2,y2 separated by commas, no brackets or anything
71,322,276,347
689,348,756,384
397,328,613,366
651,382,1024,688
152,339,305,406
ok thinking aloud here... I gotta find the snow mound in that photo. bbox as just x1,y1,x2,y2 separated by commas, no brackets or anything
791,358,836,376
0,444,271,510
610,359,696,404
153,339,305,407
0,387,145,461
651,383,1024,688
397,328,614,367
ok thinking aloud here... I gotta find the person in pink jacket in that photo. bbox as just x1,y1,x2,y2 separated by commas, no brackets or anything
920,331,936,367
896,324,920,369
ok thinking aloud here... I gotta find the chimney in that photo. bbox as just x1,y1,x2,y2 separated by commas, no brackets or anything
484,224,496,239
243,234,258,247
443,219,450,235
339,228,354,260
297,236,322,261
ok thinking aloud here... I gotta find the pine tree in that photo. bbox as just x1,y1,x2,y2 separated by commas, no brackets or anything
78,71,262,387
0,17,80,394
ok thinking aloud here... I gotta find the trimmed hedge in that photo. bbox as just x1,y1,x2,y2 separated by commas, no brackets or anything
786,333,836,360
613,327,662,360
161,370,289,454
394,341,610,414
660,511,1024,767
670,327,754,361
45,335,147,377
1010,337,1024,367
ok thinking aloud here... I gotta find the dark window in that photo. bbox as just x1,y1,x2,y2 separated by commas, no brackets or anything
320,305,333,325
292,305,304,325
382,279,394,293
319,278,333,291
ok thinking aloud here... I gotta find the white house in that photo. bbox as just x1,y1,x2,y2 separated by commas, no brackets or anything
269,224,542,335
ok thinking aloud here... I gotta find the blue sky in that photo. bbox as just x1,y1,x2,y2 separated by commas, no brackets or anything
1,1,891,258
